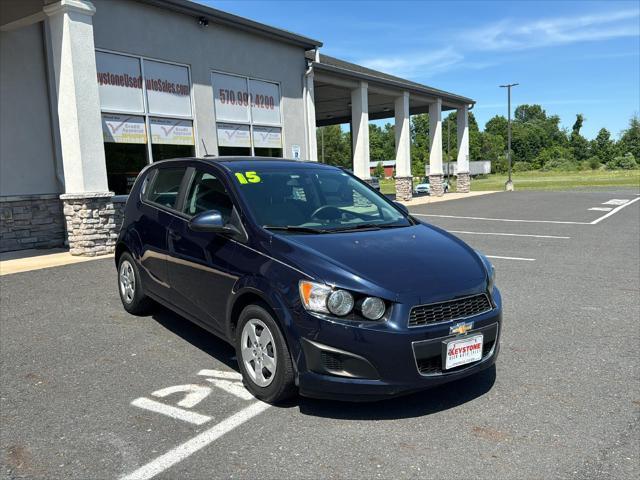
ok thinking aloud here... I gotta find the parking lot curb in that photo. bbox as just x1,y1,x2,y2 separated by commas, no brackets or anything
0,248,113,276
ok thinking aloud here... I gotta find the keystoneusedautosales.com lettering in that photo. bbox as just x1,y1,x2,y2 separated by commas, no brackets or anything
97,71,189,96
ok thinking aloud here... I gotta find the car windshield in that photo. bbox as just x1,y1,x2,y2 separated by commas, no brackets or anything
232,167,412,233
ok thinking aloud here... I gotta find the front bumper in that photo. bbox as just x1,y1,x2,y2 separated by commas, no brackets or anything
291,289,502,401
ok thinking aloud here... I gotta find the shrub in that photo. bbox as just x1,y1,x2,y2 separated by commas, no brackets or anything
535,145,575,170
541,158,579,171
587,156,601,170
512,161,533,172
491,156,508,174
605,153,638,170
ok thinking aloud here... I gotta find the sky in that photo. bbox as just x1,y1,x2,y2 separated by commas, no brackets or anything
206,0,640,139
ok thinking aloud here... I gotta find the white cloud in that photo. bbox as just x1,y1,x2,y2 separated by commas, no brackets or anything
358,47,466,78
352,8,639,81
464,8,640,51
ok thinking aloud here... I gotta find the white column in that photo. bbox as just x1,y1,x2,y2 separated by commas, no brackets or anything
351,81,370,180
394,91,411,177
304,70,318,161
44,0,108,194
428,98,443,176
456,105,470,172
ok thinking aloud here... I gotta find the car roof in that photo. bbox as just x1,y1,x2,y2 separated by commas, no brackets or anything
153,156,343,172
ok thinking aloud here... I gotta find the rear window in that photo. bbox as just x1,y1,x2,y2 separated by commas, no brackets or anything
145,168,185,209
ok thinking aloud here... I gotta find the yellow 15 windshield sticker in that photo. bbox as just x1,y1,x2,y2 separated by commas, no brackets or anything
235,171,261,184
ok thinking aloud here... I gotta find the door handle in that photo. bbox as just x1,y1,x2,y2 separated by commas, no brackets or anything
168,229,181,241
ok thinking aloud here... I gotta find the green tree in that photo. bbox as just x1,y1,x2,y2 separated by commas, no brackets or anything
591,128,618,163
374,161,385,178
316,125,350,168
514,104,547,123
569,114,590,161
485,115,508,140
479,132,505,162
369,124,387,162
410,113,429,176
618,115,640,160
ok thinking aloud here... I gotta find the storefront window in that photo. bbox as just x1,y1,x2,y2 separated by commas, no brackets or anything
96,51,195,193
212,72,283,157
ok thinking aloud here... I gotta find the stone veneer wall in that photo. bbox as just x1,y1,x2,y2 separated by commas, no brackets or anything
0,194,65,252
395,177,413,202
61,193,127,257
456,172,471,193
428,173,445,197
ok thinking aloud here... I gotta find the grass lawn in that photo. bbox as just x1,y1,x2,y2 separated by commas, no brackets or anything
379,170,640,194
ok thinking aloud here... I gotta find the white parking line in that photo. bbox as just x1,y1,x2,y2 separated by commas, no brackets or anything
121,401,271,480
413,214,590,225
449,230,570,239
486,255,536,261
591,197,640,224
130,398,212,425
602,199,630,205
589,207,613,211
414,196,640,225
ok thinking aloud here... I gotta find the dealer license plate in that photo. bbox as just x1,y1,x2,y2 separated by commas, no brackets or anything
444,334,483,370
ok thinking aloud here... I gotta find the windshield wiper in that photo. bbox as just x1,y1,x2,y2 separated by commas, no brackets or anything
263,225,330,234
329,223,407,233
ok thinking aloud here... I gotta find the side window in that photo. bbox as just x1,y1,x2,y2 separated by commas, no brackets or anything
183,171,234,222
145,168,186,209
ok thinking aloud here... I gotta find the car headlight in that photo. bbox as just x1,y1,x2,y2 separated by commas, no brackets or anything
488,263,496,292
298,280,332,314
299,281,354,316
475,251,495,293
299,281,384,319
327,290,354,316
361,296,386,320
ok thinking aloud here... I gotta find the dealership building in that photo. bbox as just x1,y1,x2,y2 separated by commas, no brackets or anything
0,0,475,255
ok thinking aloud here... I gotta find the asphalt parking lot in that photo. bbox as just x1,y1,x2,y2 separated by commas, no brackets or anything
2,188,639,480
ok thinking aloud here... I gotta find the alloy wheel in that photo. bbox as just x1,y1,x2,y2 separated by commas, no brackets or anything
119,260,136,304
240,318,277,387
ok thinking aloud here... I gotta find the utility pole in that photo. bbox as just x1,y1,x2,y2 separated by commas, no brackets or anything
499,83,518,191
321,127,325,163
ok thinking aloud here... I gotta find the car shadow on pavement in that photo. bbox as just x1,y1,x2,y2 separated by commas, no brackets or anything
150,304,496,420
151,305,238,372
294,366,496,420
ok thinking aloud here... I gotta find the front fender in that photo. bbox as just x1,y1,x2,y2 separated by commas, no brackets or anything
226,275,303,376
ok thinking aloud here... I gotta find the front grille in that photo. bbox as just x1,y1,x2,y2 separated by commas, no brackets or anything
409,294,492,327
416,339,495,375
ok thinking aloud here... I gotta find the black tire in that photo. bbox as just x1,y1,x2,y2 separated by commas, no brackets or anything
235,304,296,403
117,252,154,316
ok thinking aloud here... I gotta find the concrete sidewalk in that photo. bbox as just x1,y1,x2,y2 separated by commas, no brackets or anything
398,190,499,207
0,248,113,276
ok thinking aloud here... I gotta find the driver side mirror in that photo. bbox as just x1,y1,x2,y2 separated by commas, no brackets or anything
393,201,409,215
189,210,239,236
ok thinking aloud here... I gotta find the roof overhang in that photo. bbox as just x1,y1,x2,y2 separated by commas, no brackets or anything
137,0,322,50
311,54,474,126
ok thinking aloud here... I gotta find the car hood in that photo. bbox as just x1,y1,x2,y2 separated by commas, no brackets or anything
272,223,488,303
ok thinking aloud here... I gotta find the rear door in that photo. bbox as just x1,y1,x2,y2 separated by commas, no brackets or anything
137,166,189,300
167,166,240,335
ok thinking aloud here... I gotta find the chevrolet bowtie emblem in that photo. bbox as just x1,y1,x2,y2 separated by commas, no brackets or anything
450,321,473,335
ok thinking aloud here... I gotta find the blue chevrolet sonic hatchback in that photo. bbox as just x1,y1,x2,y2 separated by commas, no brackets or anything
116,157,502,403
